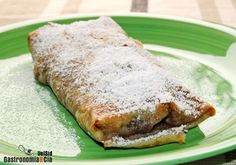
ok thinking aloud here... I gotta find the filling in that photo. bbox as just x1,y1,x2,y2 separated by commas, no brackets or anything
97,102,215,142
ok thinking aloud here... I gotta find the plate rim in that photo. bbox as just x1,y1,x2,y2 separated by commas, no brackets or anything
0,13,236,165
0,13,236,36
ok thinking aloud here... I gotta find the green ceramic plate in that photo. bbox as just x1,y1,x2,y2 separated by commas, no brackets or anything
0,14,236,165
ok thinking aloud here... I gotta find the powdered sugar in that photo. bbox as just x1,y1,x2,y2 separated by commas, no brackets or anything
85,47,199,116
105,125,186,146
31,16,201,118
0,55,80,156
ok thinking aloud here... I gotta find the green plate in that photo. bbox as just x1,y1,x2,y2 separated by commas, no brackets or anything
0,14,236,165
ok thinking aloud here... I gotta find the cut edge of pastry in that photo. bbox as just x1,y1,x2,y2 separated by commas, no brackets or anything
103,103,215,148
74,98,215,148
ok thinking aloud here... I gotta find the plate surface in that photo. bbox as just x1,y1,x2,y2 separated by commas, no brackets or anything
0,14,236,165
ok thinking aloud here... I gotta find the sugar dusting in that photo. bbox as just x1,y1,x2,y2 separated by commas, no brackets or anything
156,56,218,104
0,55,80,156
85,47,200,116
105,125,186,146
31,16,201,117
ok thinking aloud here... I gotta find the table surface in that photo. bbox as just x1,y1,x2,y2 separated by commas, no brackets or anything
0,0,235,164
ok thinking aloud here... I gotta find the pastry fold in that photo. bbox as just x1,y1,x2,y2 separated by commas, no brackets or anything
28,16,215,148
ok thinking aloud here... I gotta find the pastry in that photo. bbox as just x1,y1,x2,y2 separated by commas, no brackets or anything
28,16,215,148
